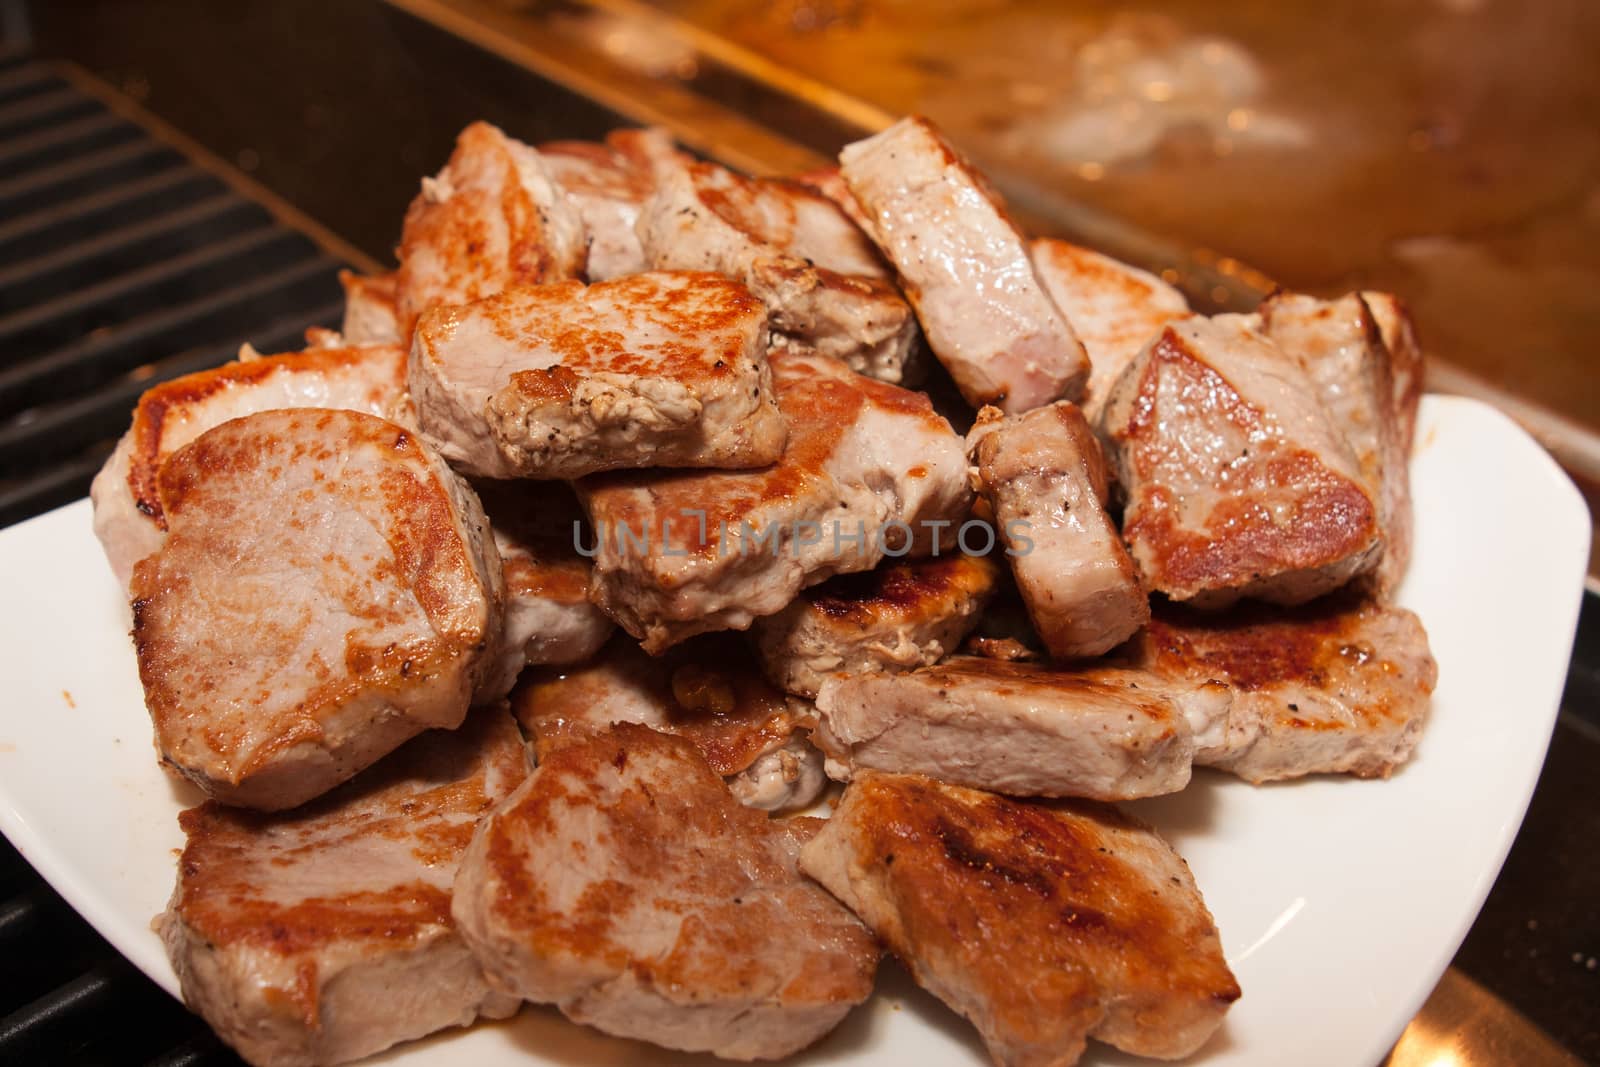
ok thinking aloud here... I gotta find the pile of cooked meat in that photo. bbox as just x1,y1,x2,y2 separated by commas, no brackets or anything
90,115,1438,1067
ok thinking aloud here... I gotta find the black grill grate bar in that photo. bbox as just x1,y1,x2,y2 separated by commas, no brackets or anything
0,894,38,945
143,1033,232,1067
0,138,177,213
0,191,253,297
0,283,343,459
0,67,63,107
0,223,294,351
0,109,133,175
0,443,117,529
0,167,219,257
0,965,120,1060
0,86,99,139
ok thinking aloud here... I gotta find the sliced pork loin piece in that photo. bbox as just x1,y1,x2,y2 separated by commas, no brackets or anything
754,552,1001,699
793,165,875,232
578,351,972,652
337,269,401,345
1100,313,1383,608
637,156,920,384
474,480,614,699
801,772,1239,1067
1260,290,1413,595
813,656,1231,801
1362,290,1425,454
968,401,1148,659
1029,238,1189,423
512,634,826,812
90,343,412,590
452,723,879,1060
541,126,683,281
410,271,786,479
1121,593,1437,783
159,708,529,1067
840,116,1089,414
396,121,585,337
131,409,502,810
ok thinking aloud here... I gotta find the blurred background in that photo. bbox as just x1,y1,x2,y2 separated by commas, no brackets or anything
1,1,1596,1064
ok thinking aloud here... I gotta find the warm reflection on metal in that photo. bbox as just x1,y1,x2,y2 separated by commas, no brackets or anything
1384,968,1582,1067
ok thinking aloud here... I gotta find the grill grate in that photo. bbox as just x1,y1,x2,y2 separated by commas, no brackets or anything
0,55,344,1066
0,58,345,530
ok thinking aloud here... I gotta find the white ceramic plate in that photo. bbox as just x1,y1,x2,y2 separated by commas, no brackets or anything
0,394,1588,1067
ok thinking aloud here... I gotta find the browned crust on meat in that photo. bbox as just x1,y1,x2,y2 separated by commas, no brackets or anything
806,553,1001,626
1120,328,1378,595
822,772,1238,1057
338,268,399,309
125,345,406,531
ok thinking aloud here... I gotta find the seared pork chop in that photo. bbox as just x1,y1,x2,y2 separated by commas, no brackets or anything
1029,238,1189,423
1100,314,1382,607
1260,290,1412,595
396,122,585,337
512,634,825,811
1362,290,1425,455
799,772,1239,1067
968,402,1148,659
1121,594,1437,782
813,656,1231,800
578,351,971,652
754,553,1001,698
131,409,502,810
452,723,879,1059
337,270,401,345
840,117,1088,413
90,343,412,589
637,157,920,383
475,481,614,699
541,127,681,280
410,271,786,479
159,708,529,1067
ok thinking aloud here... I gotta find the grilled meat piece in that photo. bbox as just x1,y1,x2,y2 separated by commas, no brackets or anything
512,634,825,812
754,553,1001,698
1121,594,1437,782
1100,314,1382,607
541,126,682,281
1260,290,1413,596
90,343,412,590
451,723,879,1059
840,117,1088,413
968,401,1147,659
637,156,919,383
396,122,585,337
1362,290,1425,456
410,271,785,479
799,771,1240,1067
813,656,1231,800
158,708,529,1067
578,351,971,652
337,270,401,345
1028,238,1189,423
474,480,614,699
131,409,502,810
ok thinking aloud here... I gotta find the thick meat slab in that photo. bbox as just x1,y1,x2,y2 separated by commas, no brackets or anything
799,772,1240,1067
1029,238,1189,423
1100,314,1382,607
968,402,1147,659
1122,594,1437,782
475,481,614,699
1362,290,1426,455
812,656,1231,800
396,121,585,336
637,156,919,383
541,127,682,280
451,724,879,1060
337,270,401,345
159,709,529,1067
578,351,972,652
131,409,502,810
512,634,825,811
410,271,786,479
754,553,1001,698
840,117,1088,413
90,343,412,590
